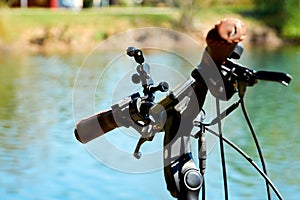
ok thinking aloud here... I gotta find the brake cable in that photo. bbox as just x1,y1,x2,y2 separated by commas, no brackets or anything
204,126,283,200
240,96,271,200
216,98,229,200
196,94,278,200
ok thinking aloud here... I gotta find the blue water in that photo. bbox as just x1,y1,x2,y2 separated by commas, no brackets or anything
0,45,299,200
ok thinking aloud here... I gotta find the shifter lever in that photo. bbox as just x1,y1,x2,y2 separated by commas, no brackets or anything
133,136,154,159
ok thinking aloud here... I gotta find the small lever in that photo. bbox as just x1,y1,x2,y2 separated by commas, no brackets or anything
133,136,154,159
150,81,169,93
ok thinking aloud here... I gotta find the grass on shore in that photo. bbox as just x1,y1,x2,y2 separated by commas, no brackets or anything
0,7,178,43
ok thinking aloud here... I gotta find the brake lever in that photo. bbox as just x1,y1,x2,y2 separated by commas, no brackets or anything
225,59,292,86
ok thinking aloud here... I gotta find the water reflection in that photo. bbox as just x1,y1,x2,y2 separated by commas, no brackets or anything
0,54,83,199
0,45,299,199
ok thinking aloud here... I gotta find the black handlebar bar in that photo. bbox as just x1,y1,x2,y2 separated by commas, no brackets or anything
74,47,292,144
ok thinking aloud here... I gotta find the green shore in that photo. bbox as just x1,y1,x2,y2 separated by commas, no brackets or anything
0,6,298,54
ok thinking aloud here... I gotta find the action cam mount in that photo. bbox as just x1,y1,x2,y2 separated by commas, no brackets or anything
126,47,169,158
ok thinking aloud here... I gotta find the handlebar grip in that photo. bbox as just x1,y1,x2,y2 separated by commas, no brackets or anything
74,109,118,144
255,71,292,86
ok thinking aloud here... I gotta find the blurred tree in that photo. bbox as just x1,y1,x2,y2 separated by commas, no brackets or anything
83,0,93,7
252,0,298,32
253,0,285,15
178,0,194,30
0,0,17,7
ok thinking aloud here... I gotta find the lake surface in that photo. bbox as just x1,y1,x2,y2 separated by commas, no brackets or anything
0,45,299,200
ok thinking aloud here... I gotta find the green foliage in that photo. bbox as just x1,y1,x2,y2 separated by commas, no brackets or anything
83,0,93,8
251,0,300,40
0,0,17,7
253,0,286,15
281,1,300,40
94,31,108,41
252,0,286,31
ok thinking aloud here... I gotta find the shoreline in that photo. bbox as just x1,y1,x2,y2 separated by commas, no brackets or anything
0,24,285,55
0,8,289,55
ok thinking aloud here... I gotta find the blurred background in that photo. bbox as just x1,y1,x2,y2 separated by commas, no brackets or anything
0,0,300,200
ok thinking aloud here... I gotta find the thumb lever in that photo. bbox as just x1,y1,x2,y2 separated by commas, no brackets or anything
150,81,169,93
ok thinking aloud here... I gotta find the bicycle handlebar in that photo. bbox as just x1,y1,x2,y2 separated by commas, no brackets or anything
74,52,293,144
73,18,292,200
